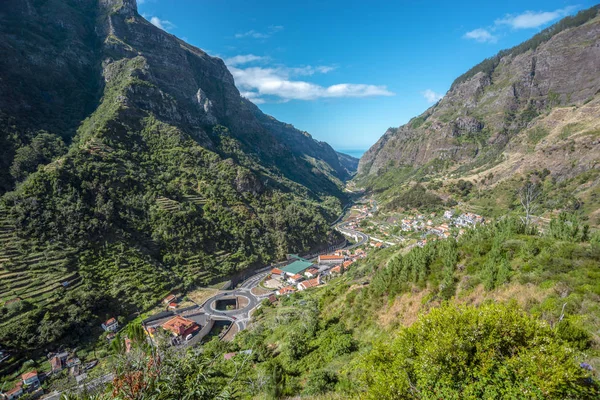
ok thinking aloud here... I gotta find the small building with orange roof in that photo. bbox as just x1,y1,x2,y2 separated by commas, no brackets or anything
276,286,296,296
298,276,321,291
101,317,119,332
22,370,39,387
161,315,200,338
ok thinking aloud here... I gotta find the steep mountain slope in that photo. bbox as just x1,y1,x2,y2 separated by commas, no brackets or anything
336,151,360,176
358,6,600,217
0,0,352,358
245,99,357,182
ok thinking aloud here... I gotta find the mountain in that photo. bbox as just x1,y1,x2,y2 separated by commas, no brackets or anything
0,0,353,358
336,151,360,176
357,6,600,221
244,100,357,182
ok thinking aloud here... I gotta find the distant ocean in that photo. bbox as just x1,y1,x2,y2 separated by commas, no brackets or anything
338,149,366,159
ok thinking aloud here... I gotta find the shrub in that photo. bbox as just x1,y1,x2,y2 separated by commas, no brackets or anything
356,302,597,399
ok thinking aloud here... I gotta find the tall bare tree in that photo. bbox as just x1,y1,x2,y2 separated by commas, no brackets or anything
518,181,542,225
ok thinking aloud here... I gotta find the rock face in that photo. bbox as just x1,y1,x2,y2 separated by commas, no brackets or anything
359,8,600,182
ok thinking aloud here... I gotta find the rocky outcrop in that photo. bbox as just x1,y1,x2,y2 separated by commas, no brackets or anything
359,9,600,181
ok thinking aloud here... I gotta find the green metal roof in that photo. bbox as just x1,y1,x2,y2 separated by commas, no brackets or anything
281,260,313,275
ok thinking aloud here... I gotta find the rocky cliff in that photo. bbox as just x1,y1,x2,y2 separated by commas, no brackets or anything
359,6,600,186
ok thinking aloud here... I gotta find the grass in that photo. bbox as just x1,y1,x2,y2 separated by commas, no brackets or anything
526,126,549,146
186,287,219,306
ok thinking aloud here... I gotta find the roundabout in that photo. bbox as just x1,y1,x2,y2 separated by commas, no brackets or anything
202,288,266,330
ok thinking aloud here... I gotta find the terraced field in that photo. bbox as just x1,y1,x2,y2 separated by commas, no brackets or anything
0,208,80,310
156,192,208,212
77,244,176,310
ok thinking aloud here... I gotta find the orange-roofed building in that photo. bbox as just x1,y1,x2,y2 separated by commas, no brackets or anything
168,302,178,310
50,356,63,373
288,273,304,284
342,260,353,268
330,265,343,275
276,286,296,296
162,315,200,338
2,385,23,400
163,294,177,304
270,268,284,276
304,267,319,278
22,370,39,387
102,317,119,332
318,255,345,265
298,276,321,291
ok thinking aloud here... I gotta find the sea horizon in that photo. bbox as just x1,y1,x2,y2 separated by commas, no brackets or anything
337,149,367,159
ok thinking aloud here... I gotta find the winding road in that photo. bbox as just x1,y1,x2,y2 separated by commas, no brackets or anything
41,205,370,400
198,208,371,331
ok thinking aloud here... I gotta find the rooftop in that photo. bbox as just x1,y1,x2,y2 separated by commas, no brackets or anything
281,260,313,275
22,371,38,380
300,277,321,289
278,286,296,295
162,315,198,336
319,255,345,260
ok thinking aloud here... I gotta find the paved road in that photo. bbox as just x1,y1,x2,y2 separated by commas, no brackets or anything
202,286,271,331
41,205,356,399
336,220,369,249
239,271,270,289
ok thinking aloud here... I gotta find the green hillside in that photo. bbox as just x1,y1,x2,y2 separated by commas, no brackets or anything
0,0,351,362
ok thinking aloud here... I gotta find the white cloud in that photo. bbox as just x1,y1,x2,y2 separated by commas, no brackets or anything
235,30,269,39
235,25,284,39
464,28,497,43
495,6,577,29
422,89,443,103
287,65,337,76
224,54,268,66
148,16,175,31
225,59,393,104
464,6,578,44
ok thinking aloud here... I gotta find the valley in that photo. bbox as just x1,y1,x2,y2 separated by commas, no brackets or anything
1,0,599,399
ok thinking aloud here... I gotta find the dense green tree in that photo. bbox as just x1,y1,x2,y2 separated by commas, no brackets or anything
10,132,66,181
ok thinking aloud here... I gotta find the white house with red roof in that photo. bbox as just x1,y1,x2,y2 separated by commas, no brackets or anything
22,371,39,388
276,286,296,296
101,317,119,332
298,276,321,291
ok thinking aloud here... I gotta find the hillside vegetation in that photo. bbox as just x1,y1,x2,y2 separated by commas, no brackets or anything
0,0,353,364
63,216,600,399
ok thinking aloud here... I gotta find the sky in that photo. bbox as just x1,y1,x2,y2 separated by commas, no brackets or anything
137,0,594,155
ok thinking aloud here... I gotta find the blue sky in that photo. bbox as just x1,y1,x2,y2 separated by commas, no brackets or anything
138,0,593,155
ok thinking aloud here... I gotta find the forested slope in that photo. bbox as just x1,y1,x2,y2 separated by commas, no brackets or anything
0,0,352,360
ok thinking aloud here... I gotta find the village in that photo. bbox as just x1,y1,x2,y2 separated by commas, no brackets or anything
0,246,372,400
343,199,485,249
1,197,485,400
